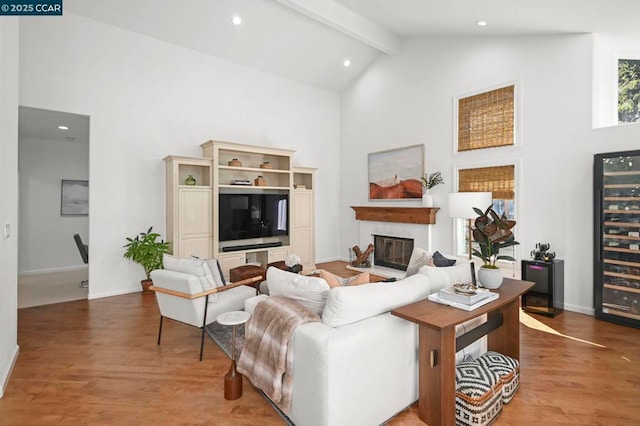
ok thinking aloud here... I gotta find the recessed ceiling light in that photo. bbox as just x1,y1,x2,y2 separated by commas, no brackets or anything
232,15,242,26
476,20,488,27
343,59,351,67
58,125,69,130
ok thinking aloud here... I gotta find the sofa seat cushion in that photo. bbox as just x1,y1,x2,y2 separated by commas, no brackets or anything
477,351,520,403
266,267,330,315
455,360,503,426
321,273,430,327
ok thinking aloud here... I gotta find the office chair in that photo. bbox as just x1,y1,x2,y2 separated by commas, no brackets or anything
73,233,89,288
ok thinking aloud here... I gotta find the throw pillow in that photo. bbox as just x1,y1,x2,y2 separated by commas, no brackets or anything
319,270,370,288
162,254,216,291
266,267,331,315
322,274,430,327
432,251,456,267
202,258,226,287
404,247,432,278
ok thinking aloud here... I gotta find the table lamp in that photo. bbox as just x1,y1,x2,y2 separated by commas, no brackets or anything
448,192,493,259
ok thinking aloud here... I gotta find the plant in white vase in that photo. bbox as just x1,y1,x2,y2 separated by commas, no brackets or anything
421,171,444,207
471,206,519,288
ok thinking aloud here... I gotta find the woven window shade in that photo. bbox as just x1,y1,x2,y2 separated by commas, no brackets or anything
458,85,514,152
459,165,514,200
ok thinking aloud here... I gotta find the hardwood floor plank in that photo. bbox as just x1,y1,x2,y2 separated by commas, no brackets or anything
2,261,639,425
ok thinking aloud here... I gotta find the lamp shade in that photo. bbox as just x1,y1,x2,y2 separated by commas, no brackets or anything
448,192,492,219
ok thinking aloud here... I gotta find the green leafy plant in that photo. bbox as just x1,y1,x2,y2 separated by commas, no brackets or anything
123,226,170,280
472,206,519,268
421,171,444,189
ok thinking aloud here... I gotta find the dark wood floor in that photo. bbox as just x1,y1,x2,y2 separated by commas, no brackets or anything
1,261,639,425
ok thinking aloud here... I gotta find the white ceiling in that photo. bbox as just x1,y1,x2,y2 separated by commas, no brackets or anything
20,0,640,142
18,107,90,144
63,0,640,93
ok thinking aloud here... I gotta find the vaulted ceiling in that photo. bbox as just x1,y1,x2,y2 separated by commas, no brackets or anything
59,0,640,92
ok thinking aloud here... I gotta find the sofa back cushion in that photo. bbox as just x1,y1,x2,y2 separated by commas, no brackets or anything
418,261,475,293
321,274,430,327
266,267,330,315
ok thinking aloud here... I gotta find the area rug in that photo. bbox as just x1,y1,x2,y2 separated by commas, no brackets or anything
205,321,295,426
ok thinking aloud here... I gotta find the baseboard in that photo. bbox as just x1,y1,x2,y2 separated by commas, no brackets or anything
19,265,88,276
0,344,19,398
88,286,141,300
563,303,594,316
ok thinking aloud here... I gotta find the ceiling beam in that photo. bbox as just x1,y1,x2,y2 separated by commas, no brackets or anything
275,0,402,54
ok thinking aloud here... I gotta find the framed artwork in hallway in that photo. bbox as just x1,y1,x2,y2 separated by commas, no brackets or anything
61,179,89,215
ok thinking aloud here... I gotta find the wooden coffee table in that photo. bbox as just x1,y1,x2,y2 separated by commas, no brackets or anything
391,278,534,426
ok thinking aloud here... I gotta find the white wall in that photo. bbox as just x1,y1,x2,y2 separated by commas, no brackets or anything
0,18,19,398
19,13,341,299
18,137,89,273
340,34,640,315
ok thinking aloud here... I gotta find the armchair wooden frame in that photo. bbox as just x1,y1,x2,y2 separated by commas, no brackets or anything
150,275,262,361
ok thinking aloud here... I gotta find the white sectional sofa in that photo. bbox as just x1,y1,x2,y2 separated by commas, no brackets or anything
243,261,485,426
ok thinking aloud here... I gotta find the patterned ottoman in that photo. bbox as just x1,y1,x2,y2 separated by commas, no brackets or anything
477,351,520,403
455,360,503,426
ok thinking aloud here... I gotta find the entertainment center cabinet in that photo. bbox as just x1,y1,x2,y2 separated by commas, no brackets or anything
164,140,316,279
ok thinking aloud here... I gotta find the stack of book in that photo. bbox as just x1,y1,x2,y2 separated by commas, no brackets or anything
428,285,499,311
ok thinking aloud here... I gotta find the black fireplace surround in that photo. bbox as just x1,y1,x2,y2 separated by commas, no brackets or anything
373,234,414,271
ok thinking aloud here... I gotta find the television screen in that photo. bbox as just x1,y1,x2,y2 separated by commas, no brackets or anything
219,193,288,242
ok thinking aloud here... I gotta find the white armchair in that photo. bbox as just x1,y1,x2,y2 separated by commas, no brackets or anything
150,268,260,360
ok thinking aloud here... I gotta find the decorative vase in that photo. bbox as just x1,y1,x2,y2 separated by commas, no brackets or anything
422,189,434,207
478,266,503,289
185,174,196,186
288,264,302,274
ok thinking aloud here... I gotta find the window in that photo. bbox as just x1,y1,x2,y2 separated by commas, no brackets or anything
454,165,516,258
618,58,640,124
457,85,515,151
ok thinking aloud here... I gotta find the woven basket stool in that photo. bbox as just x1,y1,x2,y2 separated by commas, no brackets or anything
477,351,520,404
455,360,503,426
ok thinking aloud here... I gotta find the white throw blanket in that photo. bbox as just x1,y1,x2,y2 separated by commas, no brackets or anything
237,296,320,411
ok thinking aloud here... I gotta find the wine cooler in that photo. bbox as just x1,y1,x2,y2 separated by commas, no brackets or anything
594,150,640,328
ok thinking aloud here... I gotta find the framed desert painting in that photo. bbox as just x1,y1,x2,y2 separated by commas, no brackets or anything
368,144,424,200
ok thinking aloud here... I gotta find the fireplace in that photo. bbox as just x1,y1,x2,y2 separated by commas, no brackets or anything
373,234,414,271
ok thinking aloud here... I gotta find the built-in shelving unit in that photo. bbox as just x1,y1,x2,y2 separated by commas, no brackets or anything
200,140,296,278
292,167,316,271
164,141,317,280
163,155,213,258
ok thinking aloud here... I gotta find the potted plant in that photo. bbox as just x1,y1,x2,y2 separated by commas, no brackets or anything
421,171,444,207
285,254,302,273
471,206,519,288
123,226,170,293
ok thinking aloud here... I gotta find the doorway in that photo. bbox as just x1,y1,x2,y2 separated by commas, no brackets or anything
17,106,90,308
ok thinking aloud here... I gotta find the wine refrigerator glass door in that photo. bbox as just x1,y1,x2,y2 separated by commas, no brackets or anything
596,151,640,327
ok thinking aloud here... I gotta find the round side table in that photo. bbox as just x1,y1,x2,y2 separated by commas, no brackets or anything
217,311,251,400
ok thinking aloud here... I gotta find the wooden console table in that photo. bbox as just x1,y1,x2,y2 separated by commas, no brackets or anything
391,278,534,426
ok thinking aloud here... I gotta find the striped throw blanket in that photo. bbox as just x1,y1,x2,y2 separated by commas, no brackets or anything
237,296,320,411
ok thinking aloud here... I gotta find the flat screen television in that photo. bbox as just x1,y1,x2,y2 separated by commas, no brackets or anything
218,193,288,242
